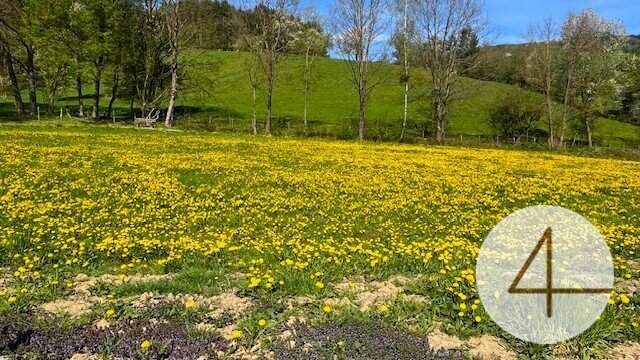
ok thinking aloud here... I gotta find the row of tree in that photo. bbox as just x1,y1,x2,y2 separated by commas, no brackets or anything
0,0,328,128
1,0,638,148
387,6,640,148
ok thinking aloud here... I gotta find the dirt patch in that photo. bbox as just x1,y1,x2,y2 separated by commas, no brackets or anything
282,296,313,310
427,331,464,351
399,294,429,304
324,297,354,308
0,268,12,291
40,298,93,317
40,274,172,317
357,281,402,310
93,319,110,330
334,277,411,310
208,292,254,319
607,343,640,360
468,335,517,360
130,291,254,320
616,279,639,296
335,277,369,293
40,273,174,317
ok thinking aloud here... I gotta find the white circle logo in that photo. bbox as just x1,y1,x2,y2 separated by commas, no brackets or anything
476,206,614,344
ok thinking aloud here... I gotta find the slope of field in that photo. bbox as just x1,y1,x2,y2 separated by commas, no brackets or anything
0,125,638,358
177,50,640,145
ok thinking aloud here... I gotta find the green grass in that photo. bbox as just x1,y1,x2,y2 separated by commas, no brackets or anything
0,125,638,359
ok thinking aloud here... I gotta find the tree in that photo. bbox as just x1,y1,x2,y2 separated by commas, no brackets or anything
391,0,417,142
0,36,24,116
561,10,624,147
416,0,484,144
618,54,640,124
333,0,386,141
163,0,184,128
243,0,299,135
136,0,170,118
245,52,261,135
526,18,559,149
490,89,541,141
234,15,262,134
290,23,329,133
0,0,38,116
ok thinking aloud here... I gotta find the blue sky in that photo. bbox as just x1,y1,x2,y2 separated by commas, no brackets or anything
300,0,640,45
485,0,640,44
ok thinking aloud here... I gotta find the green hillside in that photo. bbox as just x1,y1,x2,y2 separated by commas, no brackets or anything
1,50,638,146
177,50,639,145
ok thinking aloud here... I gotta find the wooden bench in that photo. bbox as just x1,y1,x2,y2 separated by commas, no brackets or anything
134,109,160,128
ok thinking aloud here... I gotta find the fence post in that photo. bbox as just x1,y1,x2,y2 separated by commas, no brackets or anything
59,107,63,120
37,106,40,121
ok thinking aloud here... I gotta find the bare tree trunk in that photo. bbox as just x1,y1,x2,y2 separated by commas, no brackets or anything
400,0,409,142
433,98,447,144
47,78,59,114
358,90,366,141
25,45,37,116
2,46,24,116
265,67,274,134
165,0,180,128
544,41,554,150
357,56,368,141
92,63,103,119
585,115,593,148
303,48,310,133
545,95,554,149
76,73,85,117
107,67,120,119
252,85,257,135
130,96,135,120
165,60,178,127
560,70,573,147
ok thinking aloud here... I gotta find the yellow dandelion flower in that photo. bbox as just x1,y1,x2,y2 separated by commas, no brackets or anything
184,298,197,310
140,339,152,350
322,304,332,314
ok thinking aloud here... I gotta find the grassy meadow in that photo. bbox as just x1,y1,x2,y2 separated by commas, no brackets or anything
0,124,638,359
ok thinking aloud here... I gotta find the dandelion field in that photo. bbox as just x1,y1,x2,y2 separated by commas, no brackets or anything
0,125,639,359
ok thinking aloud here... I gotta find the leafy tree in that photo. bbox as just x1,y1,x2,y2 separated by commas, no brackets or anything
490,89,541,141
0,0,38,115
561,9,624,147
